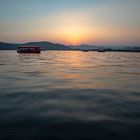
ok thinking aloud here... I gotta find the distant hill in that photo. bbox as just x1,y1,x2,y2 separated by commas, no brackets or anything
69,44,140,52
69,44,98,50
0,41,71,50
0,41,140,52
24,41,71,50
0,42,20,50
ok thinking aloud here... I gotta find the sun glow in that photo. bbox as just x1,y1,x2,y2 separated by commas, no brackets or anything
38,12,94,45
0,1,140,45
54,26,91,45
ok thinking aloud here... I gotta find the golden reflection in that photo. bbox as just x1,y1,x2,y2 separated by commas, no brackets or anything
41,51,110,89
59,51,87,66
44,51,86,77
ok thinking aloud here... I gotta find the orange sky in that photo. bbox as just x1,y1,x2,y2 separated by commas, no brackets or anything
0,0,140,46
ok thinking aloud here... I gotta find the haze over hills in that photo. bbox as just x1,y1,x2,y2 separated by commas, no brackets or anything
0,41,71,50
69,44,140,51
0,42,20,50
0,41,140,52
25,41,71,50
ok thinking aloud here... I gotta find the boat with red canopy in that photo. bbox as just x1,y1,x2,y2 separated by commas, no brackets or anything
17,46,41,53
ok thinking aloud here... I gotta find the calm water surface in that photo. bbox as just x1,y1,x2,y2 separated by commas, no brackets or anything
0,51,140,140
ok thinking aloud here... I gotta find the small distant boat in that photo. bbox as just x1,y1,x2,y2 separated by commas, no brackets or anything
97,49,106,52
17,46,41,53
82,50,90,52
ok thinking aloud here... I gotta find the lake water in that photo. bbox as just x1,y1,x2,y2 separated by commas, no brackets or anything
0,51,140,140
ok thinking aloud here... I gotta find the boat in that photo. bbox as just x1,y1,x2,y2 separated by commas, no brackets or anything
97,49,106,52
17,46,41,53
82,50,90,52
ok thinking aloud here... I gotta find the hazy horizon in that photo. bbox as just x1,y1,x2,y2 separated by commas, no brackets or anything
0,40,140,48
0,0,140,46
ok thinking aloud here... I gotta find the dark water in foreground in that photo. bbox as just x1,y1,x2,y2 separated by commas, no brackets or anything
0,51,140,140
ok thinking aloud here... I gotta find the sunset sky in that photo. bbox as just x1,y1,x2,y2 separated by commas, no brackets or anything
0,0,140,45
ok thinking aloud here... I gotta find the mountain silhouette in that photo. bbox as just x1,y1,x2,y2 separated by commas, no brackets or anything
0,41,139,51
0,41,71,50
